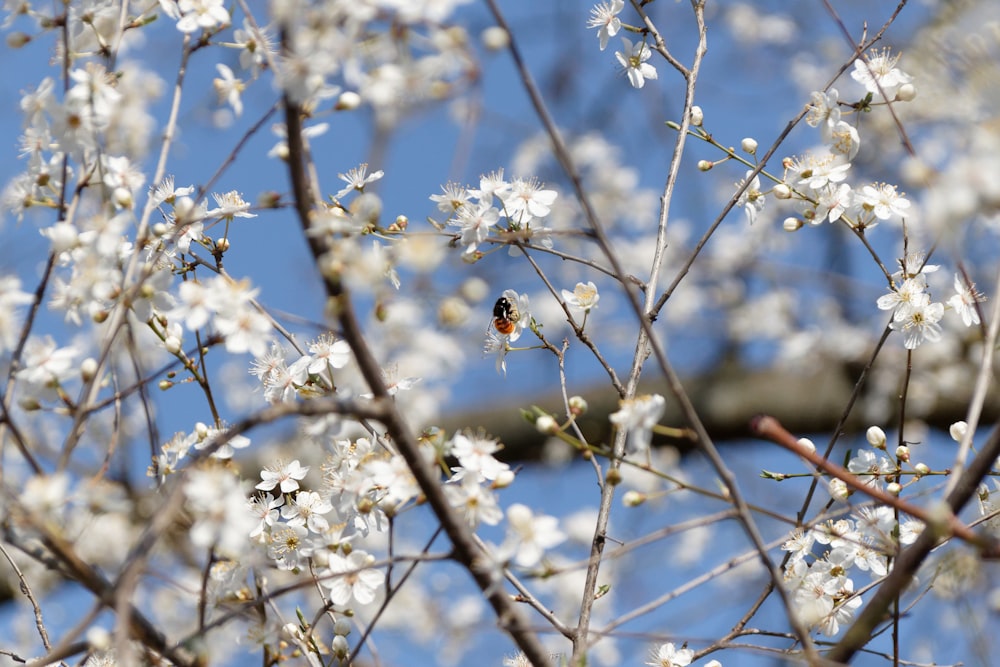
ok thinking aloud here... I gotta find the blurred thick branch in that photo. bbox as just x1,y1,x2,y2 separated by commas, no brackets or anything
458,357,999,461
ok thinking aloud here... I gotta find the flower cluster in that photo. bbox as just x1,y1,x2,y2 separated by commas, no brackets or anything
430,169,558,258
876,255,984,349
782,505,923,636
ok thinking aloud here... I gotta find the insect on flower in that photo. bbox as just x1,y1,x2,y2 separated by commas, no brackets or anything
490,295,520,336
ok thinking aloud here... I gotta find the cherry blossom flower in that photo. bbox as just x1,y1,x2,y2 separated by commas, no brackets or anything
174,0,230,34
847,449,894,487
610,393,666,453
645,642,693,667
787,154,851,192
805,88,841,141
323,551,384,605
0,276,33,353
256,459,310,494
814,183,854,223
501,177,557,226
500,503,566,567
185,468,256,559
828,120,861,159
587,0,624,51
736,170,765,224
446,475,503,527
429,181,472,215
15,335,78,394
334,163,384,199
209,190,255,220
213,64,245,117
615,38,658,89
850,48,912,99
450,431,510,482
562,281,600,313
281,490,333,533
889,299,944,349
453,201,500,256
248,493,283,542
857,182,910,222
876,277,929,322
484,330,509,376
947,273,986,326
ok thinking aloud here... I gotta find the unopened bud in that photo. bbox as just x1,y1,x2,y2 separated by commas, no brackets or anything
335,91,362,111
886,481,902,496
606,468,622,486
828,478,849,501
622,490,646,507
895,445,909,462
331,634,349,659
741,137,758,154
165,335,182,354
86,627,111,651
493,469,515,489
866,426,887,449
697,160,713,172
783,217,804,232
481,25,510,50
689,105,703,126
568,395,588,415
535,415,558,434
949,421,968,442
80,358,98,381
6,32,30,48
895,83,917,102
797,438,816,454
914,462,930,476
773,183,792,199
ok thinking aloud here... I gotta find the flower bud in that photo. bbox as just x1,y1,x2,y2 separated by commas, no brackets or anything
493,469,516,489
622,490,646,507
895,83,917,102
606,468,622,486
334,618,352,636
914,462,930,476
949,421,968,442
690,106,704,126
568,395,588,415
535,415,558,434
828,478,849,501
697,160,713,172
866,426,887,449
783,217,804,232
335,91,362,110
6,32,30,48
331,634,349,659
797,438,816,454
741,137,758,154
19,397,41,411
80,358,98,381
481,25,510,50
886,481,901,496
895,445,909,462
165,335,182,354
86,627,111,651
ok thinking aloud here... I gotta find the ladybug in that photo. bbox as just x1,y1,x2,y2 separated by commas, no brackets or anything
491,296,520,336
